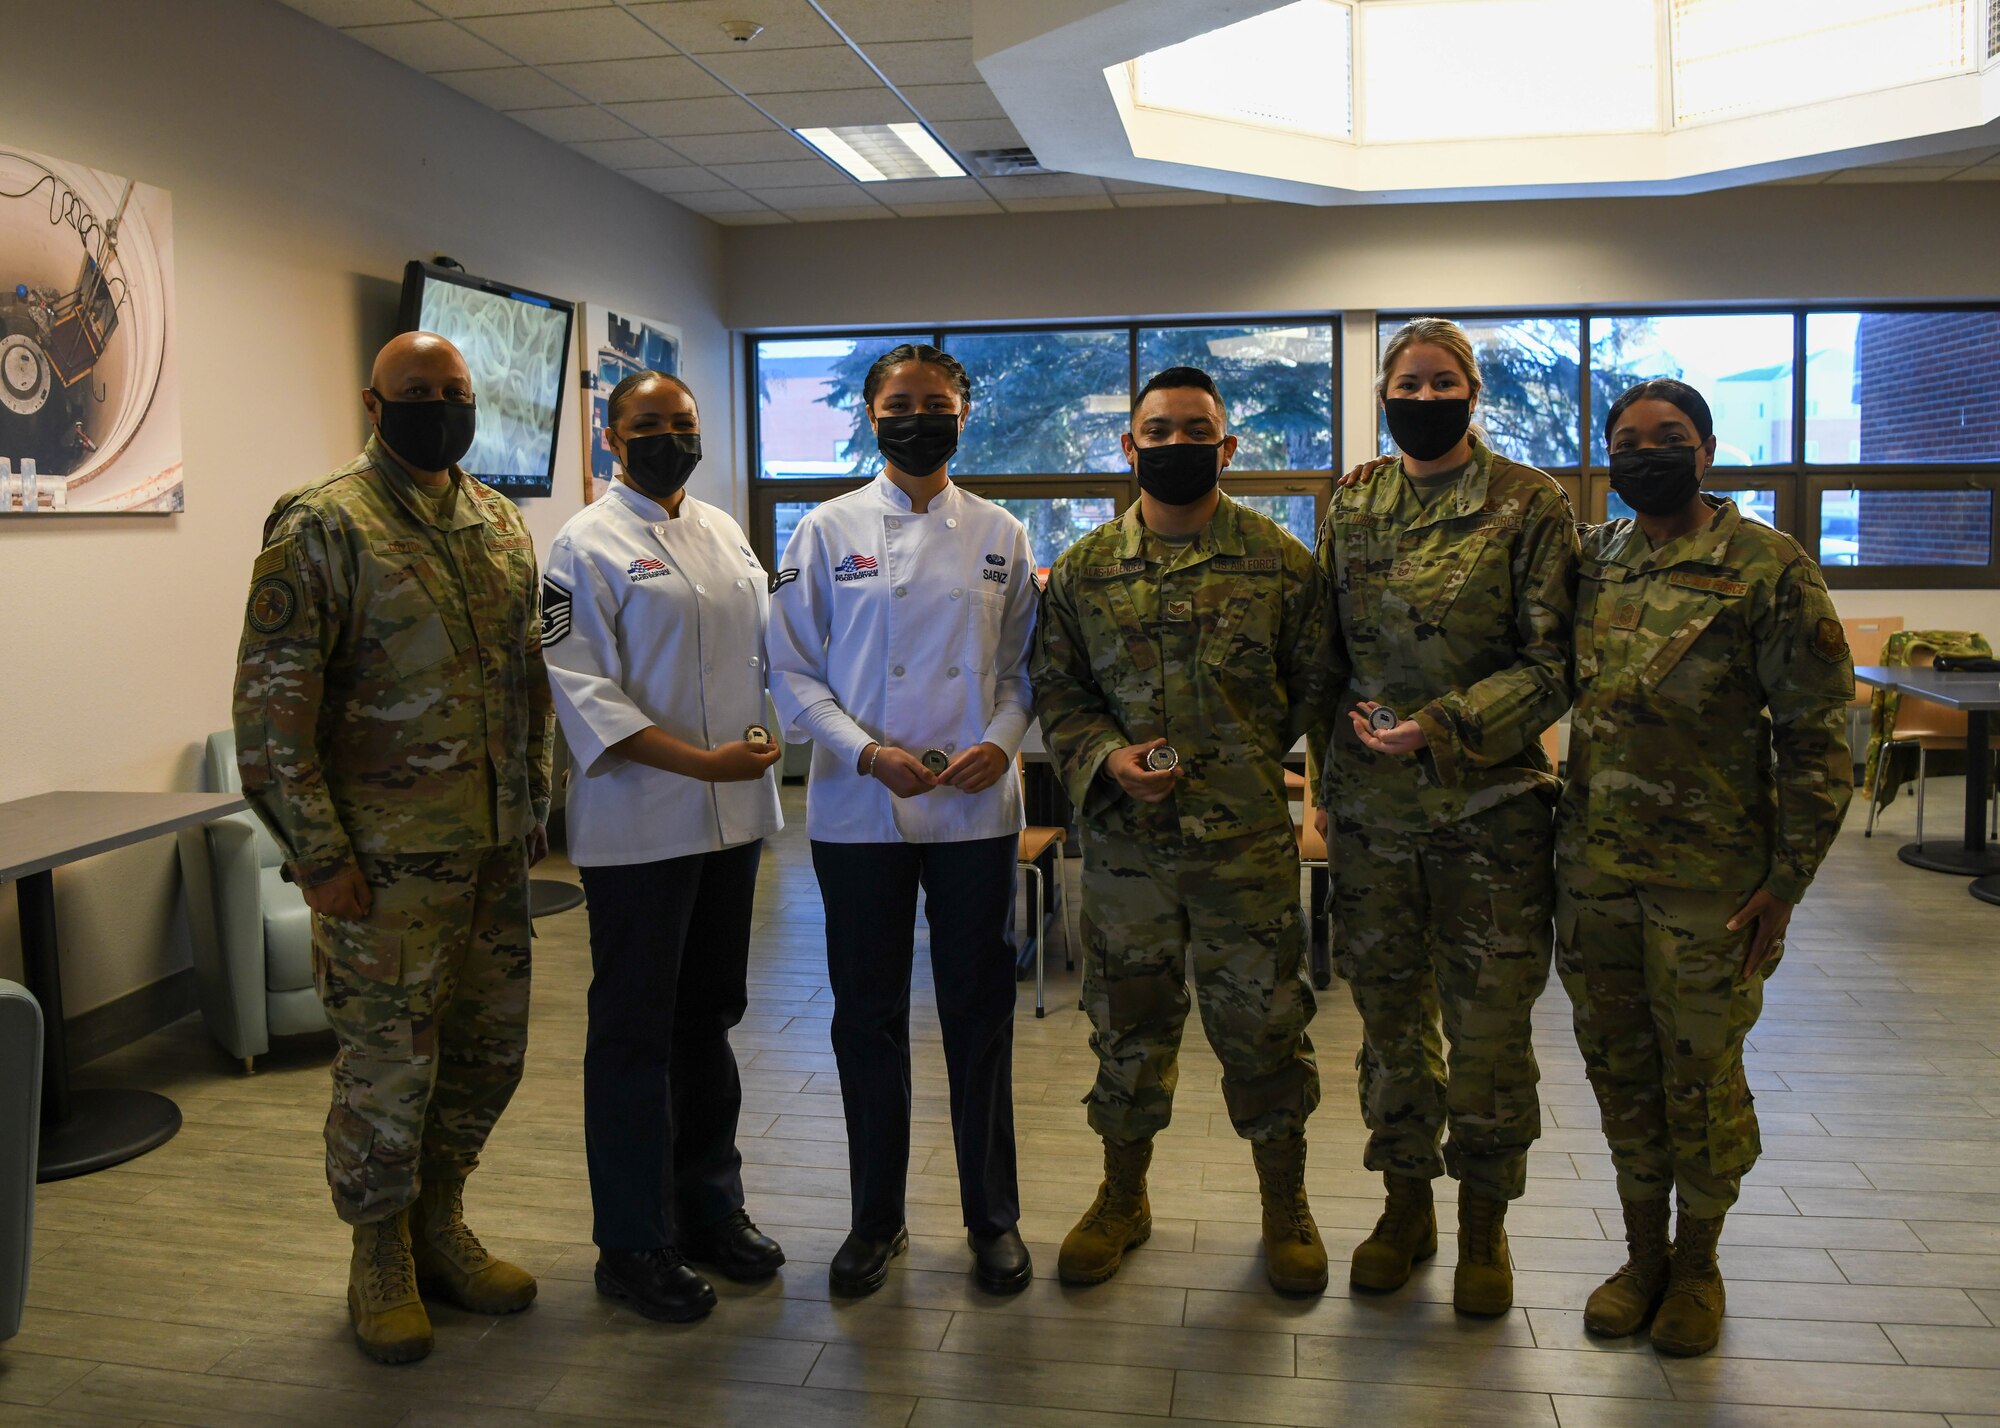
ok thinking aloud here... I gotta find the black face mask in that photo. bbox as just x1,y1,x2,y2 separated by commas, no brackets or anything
1135,440,1223,506
875,412,960,476
1383,397,1472,463
1609,445,1703,517
621,432,702,502
371,391,477,473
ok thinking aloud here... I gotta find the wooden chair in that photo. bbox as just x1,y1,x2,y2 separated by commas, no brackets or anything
1018,758,1076,1019
1844,617,1904,711
1863,632,1999,844
1298,755,1332,989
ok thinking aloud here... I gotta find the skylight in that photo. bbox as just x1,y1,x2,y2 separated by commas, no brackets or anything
1129,0,1353,140
796,123,967,182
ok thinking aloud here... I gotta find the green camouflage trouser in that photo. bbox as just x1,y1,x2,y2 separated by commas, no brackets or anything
1080,826,1319,1146
1556,863,1773,1219
313,844,531,1225
1331,793,1554,1201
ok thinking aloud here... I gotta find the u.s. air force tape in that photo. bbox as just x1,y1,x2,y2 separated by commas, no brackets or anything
540,577,572,647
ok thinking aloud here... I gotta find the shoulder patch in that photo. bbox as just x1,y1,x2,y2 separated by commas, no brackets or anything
247,575,299,636
540,577,573,647
251,543,292,582
1668,571,1751,598
1812,616,1849,664
769,568,799,595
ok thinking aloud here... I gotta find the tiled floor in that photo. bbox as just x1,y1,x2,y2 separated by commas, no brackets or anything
5,778,2000,1426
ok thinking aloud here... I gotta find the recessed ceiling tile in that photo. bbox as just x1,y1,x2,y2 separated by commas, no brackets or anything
998,195,1114,213
567,136,687,169
1110,191,1224,207
930,118,1025,153
869,176,986,203
750,183,881,209
899,82,1005,121
607,96,779,136
866,39,980,88
703,45,880,94
461,8,670,64
427,0,614,14
541,56,730,103
625,0,839,53
889,198,1003,218
979,173,1107,199
343,20,511,71
674,190,781,213
670,130,815,165
706,158,848,188
818,0,970,43
626,166,735,195
786,207,895,222
281,0,429,25
434,65,576,109
756,87,911,128
709,210,794,225
509,105,644,143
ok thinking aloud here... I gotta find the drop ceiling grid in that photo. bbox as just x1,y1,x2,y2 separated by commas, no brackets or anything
284,0,1221,223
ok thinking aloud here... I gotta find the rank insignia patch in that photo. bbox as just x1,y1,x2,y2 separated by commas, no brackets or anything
541,577,573,647
1812,616,1849,664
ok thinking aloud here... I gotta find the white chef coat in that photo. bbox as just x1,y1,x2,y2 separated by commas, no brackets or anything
542,482,782,866
767,475,1036,844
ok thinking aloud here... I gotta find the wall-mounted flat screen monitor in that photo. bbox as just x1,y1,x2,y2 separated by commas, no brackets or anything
396,260,574,497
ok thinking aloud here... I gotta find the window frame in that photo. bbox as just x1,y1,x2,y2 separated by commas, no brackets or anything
746,316,1343,566
1375,302,2000,588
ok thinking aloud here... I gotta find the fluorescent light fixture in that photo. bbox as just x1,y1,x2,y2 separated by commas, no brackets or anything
1672,0,1978,126
1360,0,1658,143
1129,0,1353,139
795,123,967,181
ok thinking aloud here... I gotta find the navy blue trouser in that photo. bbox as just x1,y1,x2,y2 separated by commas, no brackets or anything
811,835,1021,1240
580,840,761,1249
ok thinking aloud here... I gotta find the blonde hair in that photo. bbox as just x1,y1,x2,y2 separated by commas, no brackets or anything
1377,317,1483,403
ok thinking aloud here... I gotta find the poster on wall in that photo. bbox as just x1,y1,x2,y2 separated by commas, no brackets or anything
577,302,682,503
0,142,181,514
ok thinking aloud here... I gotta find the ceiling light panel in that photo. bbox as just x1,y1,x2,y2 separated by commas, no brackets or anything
1672,0,1979,126
1129,0,1354,140
795,123,968,181
1359,0,1658,143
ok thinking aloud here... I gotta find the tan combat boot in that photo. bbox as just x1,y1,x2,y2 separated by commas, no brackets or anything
348,1212,433,1364
1453,1187,1514,1315
1057,1138,1153,1285
1251,1139,1328,1295
1652,1204,1726,1356
409,1173,538,1315
1585,1198,1673,1337
1349,1174,1436,1291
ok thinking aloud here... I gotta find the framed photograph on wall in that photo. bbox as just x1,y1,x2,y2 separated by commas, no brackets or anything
0,141,181,514
577,302,682,503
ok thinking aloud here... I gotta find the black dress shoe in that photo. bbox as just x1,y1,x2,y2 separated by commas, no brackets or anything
681,1209,787,1283
595,1247,717,1323
969,1228,1032,1295
829,1227,908,1298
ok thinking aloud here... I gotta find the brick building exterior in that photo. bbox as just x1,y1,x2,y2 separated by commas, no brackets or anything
1853,312,2000,565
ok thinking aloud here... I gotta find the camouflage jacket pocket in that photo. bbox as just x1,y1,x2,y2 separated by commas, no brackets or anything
1640,603,1733,710
369,553,459,679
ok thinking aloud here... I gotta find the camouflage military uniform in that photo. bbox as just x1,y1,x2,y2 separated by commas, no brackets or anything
1558,496,1852,1218
233,435,553,1225
1033,495,1334,1145
1313,438,1577,1201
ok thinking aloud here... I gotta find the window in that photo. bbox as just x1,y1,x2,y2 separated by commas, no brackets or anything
1377,316,1582,469
1591,314,1794,466
1139,323,1335,470
951,329,1130,476
1818,487,1994,567
749,319,1338,572
1807,311,2000,464
755,334,928,480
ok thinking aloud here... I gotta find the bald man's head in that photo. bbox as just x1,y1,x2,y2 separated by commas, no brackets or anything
364,332,477,477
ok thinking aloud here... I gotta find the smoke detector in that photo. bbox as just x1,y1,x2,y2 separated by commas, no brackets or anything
718,20,764,44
